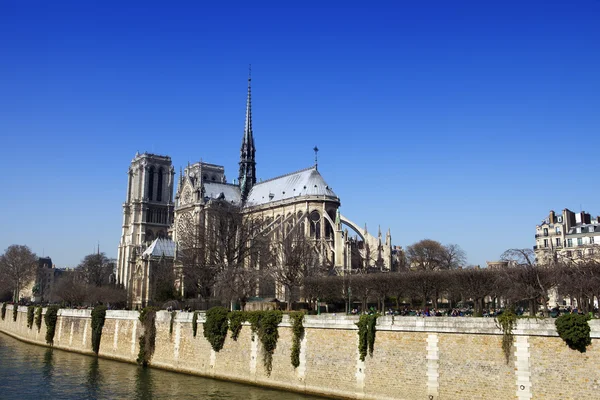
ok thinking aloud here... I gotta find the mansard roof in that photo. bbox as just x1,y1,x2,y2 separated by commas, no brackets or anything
203,182,242,204
244,166,338,207
142,238,176,258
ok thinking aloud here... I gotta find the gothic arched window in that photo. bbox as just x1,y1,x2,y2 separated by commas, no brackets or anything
157,167,164,202
148,166,155,201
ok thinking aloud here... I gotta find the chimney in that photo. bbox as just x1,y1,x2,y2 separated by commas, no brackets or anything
549,210,555,224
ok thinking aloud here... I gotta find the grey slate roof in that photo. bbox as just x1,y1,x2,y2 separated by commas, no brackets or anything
142,238,176,258
245,166,337,207
203,182,242,204
566,224,600,236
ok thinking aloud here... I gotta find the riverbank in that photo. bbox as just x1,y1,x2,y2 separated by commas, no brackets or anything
1,304,599,400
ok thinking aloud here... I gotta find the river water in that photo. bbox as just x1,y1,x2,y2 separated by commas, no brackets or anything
0,332,324,400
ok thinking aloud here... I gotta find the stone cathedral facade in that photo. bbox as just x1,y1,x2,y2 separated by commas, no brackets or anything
116,77,393,307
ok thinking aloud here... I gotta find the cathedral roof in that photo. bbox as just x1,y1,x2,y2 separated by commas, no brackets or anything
245,166,338,207
203,182,242,204
142,238,176,258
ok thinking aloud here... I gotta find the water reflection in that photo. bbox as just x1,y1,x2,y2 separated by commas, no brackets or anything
0,332,324,400
42,348,54,385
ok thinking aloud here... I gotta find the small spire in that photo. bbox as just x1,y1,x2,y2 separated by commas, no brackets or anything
313,146,319,169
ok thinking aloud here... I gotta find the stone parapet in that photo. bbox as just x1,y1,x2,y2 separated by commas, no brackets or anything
2,303,600,400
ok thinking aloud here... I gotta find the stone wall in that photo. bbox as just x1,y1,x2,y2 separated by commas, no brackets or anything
1,304,599,400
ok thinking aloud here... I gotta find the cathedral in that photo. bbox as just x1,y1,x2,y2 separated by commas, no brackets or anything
116,75,393,308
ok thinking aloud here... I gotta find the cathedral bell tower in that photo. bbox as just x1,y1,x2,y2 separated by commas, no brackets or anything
116,153,174,291
239,68,256,202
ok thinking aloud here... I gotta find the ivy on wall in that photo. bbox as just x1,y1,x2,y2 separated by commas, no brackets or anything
228,311,245,341
137,307,159,367
192,311,198,337
356,314,378,361
44,305,60,345
91,305,107,355
1,303,6,320
496,309,517,364
203,307,229,352
289,312,305,369
12,304,18,322
247,310,283,375
27,306,35,329
35,306,43,331
169,311,176,336
555,313,591,353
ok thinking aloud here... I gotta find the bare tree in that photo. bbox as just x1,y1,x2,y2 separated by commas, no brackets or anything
177,202,270,307
406,239,446,271
54,273,87,306
441,244,467,270
453,267,498,316
270,227,325,310
0,245,38,302
76,252,114,287
501,248,556,316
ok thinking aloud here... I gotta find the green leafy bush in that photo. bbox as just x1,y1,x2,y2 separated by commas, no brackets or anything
192,311,198,337
496,309,517,363
27,306,35,329
228,311,246,341
246,310,283,375
91,305,107,355
1,303,6,320
44,306,60,345
170,311,176,336
137,307,159,366
356,314,378,361
290,312,305,369
203,307,229,352
35,307,42,331
555,313,591,352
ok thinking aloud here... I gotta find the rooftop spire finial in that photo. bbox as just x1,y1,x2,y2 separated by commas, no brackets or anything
313,146,319,169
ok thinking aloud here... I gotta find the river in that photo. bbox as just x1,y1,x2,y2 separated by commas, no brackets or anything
0,332,325,400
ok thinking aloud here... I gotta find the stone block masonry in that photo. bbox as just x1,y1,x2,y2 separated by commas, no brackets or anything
1,304,600,400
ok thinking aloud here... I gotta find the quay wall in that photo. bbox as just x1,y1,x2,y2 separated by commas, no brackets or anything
1,304,599,400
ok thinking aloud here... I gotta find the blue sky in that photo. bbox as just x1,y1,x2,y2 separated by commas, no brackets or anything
1,1,599,268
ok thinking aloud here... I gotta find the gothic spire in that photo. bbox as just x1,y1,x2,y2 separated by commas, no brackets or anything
239,65,256,202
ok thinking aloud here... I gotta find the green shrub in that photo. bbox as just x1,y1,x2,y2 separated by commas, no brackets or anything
35,307,42,331
91,305,107,355
27,306,35,329
496,309,517,363
555,313,591,352
228,311,246,341
192,311,198,337
44,306,60,345
356,314,378,361
203,307,229,352
247,310,283,375
137,307,159,366
12,304,18,322
290,312,305,369
1,303,6,320
169,311,176,336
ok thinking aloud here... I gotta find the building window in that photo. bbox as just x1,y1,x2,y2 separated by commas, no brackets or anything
589,249,594,255
556,227,561,234
543,228,548,236
591,237,595,244
566,251,572,257
544,239,548,248
556,238,561,247
589,227,594,233
567,238,573,247
577,250,583,257
148,166,155,201
157,168,163,202
577,238,583,246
